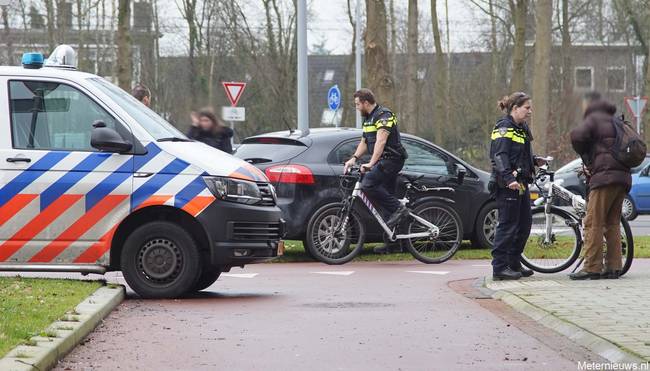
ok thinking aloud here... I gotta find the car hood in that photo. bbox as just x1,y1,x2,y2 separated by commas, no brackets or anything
155,141,269,182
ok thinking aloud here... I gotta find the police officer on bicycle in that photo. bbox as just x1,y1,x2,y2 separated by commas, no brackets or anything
344,89,409,253
490,92,545,280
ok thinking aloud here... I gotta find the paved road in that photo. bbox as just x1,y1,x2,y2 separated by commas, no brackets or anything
629,215,650,236
52,260,605,371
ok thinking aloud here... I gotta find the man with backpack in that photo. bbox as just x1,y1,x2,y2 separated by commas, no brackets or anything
569,92,646,280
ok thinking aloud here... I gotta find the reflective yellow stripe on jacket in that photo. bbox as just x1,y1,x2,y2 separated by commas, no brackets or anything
363,115,397,133
491,128,526,144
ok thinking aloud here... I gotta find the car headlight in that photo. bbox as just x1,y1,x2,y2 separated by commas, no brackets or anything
203,176,261,205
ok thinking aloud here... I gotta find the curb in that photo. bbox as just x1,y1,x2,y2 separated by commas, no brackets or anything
480,277,646,364
0,284,125,371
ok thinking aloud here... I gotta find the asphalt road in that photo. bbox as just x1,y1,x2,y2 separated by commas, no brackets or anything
51,260,608,371
629,215,650,236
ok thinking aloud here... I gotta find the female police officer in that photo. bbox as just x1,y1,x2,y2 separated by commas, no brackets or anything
489,92,544,280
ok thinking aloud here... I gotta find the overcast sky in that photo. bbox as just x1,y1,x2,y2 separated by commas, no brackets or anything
156,0,488,56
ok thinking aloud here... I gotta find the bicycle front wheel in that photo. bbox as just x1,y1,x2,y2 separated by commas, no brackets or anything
620,217,634,276
522,206,581,273
401,201,463,264
305,202,365,265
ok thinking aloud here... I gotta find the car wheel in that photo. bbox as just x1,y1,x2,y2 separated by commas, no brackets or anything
121,221,201,299
193,267,222,292
474,201,498,249
622,196,638,221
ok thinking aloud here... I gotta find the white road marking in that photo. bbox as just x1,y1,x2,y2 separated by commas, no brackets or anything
472,264,492,267
221,273,259,278
311,271,355,276
406,270,449,275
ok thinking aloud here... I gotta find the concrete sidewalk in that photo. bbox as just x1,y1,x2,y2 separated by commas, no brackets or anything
486,264,650,364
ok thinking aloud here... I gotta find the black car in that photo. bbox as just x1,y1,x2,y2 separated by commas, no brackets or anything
233,128,498,250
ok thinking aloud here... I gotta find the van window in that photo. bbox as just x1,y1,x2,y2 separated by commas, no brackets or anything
9,80,124,151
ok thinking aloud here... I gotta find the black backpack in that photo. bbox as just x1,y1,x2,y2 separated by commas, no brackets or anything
610,116,646,168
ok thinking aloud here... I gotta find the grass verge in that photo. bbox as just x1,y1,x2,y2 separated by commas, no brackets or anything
0,277,101,357
274,236,650,263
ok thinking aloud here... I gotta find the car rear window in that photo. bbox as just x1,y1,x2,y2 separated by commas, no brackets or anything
234,138,308,164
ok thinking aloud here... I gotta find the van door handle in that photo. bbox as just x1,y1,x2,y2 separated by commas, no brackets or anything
6,157,32,163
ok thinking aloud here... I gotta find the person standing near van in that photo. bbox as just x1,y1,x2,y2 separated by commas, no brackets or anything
187,109,234,154
489,92,537,281
132,84,151,107
569,92,633,280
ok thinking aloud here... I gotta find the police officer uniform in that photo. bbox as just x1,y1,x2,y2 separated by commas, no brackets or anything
361,105,408,226
489,114,535,280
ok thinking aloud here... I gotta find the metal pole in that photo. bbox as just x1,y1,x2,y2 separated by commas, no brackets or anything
636,96,641,134
297,0,309,136
355,0,362,129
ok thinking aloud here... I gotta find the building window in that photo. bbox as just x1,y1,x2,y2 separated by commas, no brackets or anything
417,68,426,80
575,67,593,90
323,69,335,83
607,67,625,92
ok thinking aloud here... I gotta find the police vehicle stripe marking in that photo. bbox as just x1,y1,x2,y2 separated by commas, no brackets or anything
0,152,68,208
130,159,190,211
0,194,38,227
29,194,129,263
74,224,118,264
181,195,215,216
40,153,111,211
174,175,207,209
84,143,160,211
0,194,82,261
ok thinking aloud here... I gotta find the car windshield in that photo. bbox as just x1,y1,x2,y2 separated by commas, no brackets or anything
88,78,187,141
556,159,582,174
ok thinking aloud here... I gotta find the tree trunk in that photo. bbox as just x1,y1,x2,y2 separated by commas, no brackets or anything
117,0,132,90
404,0,418,134
1,6,12,65
365,0,394,110
559,0,573,136
531,0,552,154
488,0,499,136
510,0,527,92
431,0,446,144
44,0,55,51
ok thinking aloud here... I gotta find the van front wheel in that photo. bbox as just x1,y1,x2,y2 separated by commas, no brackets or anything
121,222,201,299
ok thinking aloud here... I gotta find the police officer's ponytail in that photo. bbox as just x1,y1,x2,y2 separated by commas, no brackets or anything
498,92,531,114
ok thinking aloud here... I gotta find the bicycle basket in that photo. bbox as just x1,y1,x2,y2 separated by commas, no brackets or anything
339,174,358,192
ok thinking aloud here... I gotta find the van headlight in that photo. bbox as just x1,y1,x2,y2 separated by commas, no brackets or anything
203,176,261,205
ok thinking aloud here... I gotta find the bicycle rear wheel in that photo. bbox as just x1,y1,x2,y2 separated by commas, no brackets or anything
522,206,581,273
401,201,463,264
620,217,634,276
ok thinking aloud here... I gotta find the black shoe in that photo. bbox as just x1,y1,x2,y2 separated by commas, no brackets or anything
511,266,534,277
601,270,621,279
569,270,601,280
493,267,523,281
386,205,409,227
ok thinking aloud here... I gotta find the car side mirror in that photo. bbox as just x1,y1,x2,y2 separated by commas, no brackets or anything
455,163,467,184
91,121,132,153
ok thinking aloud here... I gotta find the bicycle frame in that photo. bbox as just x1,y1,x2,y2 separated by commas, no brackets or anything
342,177,441,241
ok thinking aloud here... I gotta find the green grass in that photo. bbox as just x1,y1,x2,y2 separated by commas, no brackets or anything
0,277,101,357
274,236,650,263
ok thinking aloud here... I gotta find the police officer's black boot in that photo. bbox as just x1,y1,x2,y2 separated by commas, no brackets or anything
373,242,403,254
510,264,534,277
386,205,409,228
493,267,522,281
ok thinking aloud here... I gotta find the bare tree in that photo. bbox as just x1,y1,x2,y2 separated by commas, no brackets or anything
117,0,132,90
365,0,394,109
403,0,418,133
531,0,552,154
431,0,446,144
509,0,528,92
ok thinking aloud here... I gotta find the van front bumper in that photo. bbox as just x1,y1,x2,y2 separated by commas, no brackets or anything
196,200,285,267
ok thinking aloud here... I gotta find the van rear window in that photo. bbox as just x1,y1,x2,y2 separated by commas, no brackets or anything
234,139,307,164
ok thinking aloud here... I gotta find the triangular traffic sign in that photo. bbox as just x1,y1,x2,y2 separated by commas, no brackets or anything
624,96,648,118
222,82,247,107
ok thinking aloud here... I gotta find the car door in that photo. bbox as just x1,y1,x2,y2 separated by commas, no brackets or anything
0,77,134,266
401,138,482,235
632,165,650,211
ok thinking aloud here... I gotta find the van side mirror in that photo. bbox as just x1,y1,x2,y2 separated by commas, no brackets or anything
455,163,467,184
91,121,132,153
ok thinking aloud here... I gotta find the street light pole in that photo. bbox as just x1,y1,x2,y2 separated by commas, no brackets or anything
297,0,309,136
355,0,362,129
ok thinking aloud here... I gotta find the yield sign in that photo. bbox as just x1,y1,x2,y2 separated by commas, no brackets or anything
624,96,648,118
222,82,247,107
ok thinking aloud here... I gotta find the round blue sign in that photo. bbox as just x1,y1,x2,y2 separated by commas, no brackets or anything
328,85,341,110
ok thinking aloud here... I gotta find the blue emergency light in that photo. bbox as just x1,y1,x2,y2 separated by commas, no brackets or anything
22,53,44,69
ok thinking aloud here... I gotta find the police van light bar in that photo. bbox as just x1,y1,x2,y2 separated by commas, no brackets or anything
21,53,44,69
44,45,77,70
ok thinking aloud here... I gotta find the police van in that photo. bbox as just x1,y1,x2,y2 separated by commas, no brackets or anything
0,46,284,298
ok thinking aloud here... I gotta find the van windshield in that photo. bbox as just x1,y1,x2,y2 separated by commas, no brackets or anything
88,77,188,141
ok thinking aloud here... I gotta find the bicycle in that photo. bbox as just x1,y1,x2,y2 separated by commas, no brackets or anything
305,165,463,265
522,160,634,275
